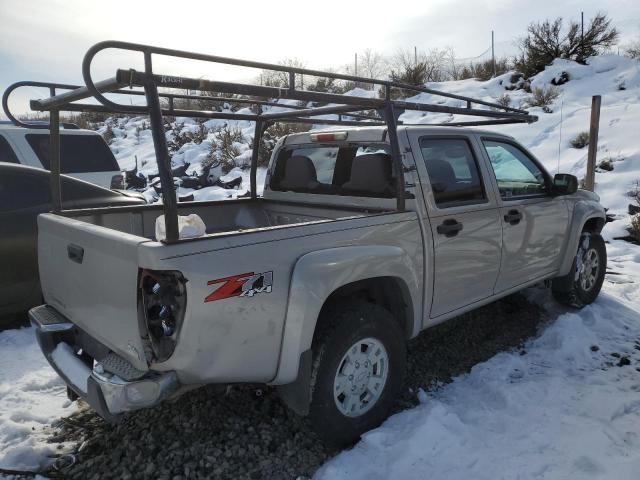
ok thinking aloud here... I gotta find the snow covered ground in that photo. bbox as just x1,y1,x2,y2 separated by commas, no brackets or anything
317,54,640,480
0,328,73,471
317,290,640,479
1,54,639,476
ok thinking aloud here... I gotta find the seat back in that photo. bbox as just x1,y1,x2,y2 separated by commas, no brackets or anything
427,158,457,193
342,153,392,194
279,155,319,190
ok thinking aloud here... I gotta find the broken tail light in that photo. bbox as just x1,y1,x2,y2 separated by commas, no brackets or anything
139,269,187,362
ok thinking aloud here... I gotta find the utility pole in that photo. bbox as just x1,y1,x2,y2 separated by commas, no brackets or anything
581,11,584,61
491,30,496,77
354,53,358,88
585,95,601,192
414,46,418,67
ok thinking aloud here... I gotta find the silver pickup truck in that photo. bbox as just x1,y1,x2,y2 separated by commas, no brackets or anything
23,41,606,446
30,125,606,445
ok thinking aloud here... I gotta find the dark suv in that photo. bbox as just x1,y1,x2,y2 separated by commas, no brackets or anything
0,163,146,323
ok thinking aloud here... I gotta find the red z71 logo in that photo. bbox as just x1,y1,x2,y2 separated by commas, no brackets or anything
205,271,273,303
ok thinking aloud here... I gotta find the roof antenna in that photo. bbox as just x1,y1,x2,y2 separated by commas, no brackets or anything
557,94,564,174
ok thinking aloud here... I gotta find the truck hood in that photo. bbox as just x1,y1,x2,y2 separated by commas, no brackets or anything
576,188,600,202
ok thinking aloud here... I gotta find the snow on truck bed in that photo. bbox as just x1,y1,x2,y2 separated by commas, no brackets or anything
1,54,640,475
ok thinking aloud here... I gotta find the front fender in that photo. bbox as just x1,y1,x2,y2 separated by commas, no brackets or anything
270,245,421,384
558,196,606,276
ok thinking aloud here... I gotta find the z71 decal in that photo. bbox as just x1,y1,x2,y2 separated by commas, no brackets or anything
205,271,273,303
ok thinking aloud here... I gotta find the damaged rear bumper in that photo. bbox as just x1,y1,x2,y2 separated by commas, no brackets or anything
29,305,178,421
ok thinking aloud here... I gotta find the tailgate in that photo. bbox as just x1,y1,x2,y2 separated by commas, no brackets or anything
37,213,150,371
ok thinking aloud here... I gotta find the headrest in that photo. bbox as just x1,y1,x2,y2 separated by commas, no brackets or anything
342,153,392,194
279,155,319,190
427,158,456,193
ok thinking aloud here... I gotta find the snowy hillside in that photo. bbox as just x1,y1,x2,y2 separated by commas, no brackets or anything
1,55,639,477
402,54,640,240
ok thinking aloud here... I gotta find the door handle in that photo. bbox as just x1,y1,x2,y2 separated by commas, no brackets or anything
67,244,84,264
504,209,523,225
437,219,463,237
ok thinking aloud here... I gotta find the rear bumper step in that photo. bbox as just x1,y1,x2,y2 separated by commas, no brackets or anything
29,305,178,421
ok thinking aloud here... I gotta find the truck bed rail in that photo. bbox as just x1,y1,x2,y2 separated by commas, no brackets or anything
3,40,538,243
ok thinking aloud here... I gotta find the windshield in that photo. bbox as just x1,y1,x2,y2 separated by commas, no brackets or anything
25,134,120,173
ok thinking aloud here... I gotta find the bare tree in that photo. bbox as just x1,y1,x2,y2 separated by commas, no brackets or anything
624,29,640,59
260,58,306,88
390,47,449,84
424,49,450,82
443,47,460,81
516,13,619,77
359,49,387,81
625,40,640,59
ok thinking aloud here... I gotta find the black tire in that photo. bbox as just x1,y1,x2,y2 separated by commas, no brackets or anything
308,301,406,448
552,232,606,308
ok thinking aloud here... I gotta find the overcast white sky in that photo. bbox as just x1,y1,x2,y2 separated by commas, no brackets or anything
1,0,639,117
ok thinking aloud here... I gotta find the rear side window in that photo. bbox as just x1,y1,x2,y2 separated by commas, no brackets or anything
270,143,394,198
25,134,119,173
0,135,19,164
0,173,50,212
419,137,486,207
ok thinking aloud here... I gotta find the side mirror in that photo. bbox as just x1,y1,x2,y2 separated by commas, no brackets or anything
552,173,578,196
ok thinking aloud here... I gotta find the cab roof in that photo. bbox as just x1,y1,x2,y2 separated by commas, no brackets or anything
283,125,515,145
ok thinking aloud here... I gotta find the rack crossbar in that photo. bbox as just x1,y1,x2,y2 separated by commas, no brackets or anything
3,40,538,243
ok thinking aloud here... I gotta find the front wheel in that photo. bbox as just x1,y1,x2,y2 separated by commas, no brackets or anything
552,232,606,308
308,301,406,447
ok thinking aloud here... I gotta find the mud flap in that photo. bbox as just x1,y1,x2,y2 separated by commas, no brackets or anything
276,349,312,416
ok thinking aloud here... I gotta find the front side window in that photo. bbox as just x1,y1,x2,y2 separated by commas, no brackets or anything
25,134,120,173
270,143,394,197
483,140,547,198
419,137,485,207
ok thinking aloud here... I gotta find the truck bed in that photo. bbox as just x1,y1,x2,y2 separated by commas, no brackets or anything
36,198,418,374
61,198,388,241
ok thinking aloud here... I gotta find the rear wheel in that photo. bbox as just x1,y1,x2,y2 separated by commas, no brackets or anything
308,301,406,447
552,232,606,308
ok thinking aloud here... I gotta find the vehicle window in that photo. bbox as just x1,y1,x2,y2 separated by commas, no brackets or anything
418,137,485,207
288,146,339,184
60,175,118,202
0,173,50,212
25,134,120,173
270,143,394,197
0,135,19,164
483,140,547,198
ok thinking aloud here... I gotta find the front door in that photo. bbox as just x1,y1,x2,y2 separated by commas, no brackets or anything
480,138,570,292
409,134,502,318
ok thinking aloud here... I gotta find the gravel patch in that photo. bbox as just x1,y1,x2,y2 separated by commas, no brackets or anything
43,292,549,480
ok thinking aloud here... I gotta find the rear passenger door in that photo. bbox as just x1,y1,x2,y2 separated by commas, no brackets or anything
408,133,502,318
480,138,569,292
